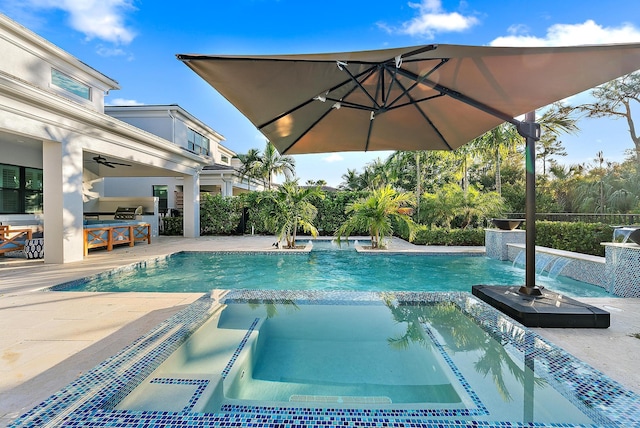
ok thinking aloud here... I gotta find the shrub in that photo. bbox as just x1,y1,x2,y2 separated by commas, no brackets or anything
403,226,485,246
200,193,242,235
161,216,183,236
312,191,368,235
532,221,612,257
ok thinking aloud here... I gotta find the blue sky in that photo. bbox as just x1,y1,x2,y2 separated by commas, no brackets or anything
2,0,640,186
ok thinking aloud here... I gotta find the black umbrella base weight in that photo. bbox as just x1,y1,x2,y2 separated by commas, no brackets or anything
472,285,610,328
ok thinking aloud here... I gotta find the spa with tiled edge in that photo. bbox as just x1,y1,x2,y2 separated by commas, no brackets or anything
10,290,640,427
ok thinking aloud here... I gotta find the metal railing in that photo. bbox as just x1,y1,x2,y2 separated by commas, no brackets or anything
504,213,640,225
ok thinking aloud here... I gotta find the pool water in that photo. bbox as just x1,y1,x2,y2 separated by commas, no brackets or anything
59,240,610,297
226,304,462,404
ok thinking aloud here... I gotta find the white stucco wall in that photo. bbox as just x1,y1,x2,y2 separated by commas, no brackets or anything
0,139,42,167
0,16,118,112
103,176,182,210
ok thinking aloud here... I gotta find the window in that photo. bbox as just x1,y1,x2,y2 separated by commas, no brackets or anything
0,164,43,214
51,69,91,100
221,155,229,164
187,128,210,156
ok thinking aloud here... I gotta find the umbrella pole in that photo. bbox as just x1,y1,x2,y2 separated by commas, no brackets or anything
519,111,543,296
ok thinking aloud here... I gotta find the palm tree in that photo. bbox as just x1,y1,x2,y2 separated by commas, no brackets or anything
339,168,362,190
261,179,324,248
473,123,520,195
420,183,504,229
255,141,296,189
236,148,261,188
335,185,417,249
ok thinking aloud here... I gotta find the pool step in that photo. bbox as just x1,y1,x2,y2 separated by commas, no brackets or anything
290,394,391,404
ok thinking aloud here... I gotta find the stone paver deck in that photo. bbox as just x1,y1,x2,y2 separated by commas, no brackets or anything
1,235,639,427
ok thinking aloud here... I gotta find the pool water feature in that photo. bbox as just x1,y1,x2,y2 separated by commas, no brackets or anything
56,240,610,298
13,291,640,427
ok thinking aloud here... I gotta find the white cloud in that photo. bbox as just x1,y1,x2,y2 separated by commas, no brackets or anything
21,0,137,44
380,0,479,38
490,20,640,47
323,154,344,163
106,98,142,106
96,45,127,57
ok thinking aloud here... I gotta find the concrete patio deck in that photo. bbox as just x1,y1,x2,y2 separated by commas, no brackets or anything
1,235,639,427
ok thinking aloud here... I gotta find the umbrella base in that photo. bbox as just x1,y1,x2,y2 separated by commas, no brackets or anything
471,285,610,328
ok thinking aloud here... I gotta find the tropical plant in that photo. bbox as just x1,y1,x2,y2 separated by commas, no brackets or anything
259,179,324,248
335,185,417,249
472,123,520,195
419,183,505,229
235,148,262,187
254,141,296,189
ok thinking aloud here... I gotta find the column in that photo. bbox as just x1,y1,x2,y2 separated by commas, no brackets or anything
43,138,84,263
182,171,200,238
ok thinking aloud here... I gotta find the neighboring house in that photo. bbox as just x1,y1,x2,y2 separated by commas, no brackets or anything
103,105,263,214
0,14,210,263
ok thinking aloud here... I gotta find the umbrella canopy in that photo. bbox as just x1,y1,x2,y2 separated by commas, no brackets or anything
177,43,640,155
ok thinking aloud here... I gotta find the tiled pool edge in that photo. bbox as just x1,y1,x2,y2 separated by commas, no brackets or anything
10,290,640,427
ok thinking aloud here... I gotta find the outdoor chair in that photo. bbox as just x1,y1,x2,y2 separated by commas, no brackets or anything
0,225,33,256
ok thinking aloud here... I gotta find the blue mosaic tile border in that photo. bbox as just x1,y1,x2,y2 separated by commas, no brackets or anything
9,290,640,428
221,317,260,379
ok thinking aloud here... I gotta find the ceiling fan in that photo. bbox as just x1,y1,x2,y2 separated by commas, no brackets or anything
92,155,131,168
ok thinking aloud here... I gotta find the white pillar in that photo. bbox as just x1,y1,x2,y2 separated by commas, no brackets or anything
43,139,84,263
182,171,200,238
222,179,233,196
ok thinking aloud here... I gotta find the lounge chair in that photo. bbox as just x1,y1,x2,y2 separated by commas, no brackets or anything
0,225,33,256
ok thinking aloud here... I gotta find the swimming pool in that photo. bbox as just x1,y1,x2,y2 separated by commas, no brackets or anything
55,240,610,297
11,291,640,427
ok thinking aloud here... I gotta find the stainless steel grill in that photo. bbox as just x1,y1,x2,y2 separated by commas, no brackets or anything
114,206,142,220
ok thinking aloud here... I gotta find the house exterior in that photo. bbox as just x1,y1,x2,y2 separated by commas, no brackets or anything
0,14,210,263
103,105,263,214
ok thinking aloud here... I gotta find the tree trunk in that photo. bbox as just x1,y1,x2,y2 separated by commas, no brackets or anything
623,100,640,163
495,150,502,195
292,217,297,248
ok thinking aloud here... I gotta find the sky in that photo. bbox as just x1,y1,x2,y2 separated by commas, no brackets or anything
2,0,640,187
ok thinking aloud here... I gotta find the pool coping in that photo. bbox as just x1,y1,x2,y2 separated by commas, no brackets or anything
9,290,640,427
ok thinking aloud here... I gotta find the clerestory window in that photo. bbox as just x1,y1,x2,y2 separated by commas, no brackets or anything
51,69,91,100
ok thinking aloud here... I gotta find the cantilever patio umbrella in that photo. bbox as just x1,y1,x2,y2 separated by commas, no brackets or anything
177,43,640,292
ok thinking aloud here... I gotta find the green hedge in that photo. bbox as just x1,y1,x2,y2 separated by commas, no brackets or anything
200,193,242,235
399,221,612,252
400,226,485,246
312,191,368,235
161,193,243,236
161,216,183,235
532,221,613,257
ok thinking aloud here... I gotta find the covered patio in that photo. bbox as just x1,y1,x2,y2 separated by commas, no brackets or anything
0,14,212,264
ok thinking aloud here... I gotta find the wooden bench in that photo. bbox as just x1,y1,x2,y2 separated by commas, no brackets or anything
84,222,151,255
0,225,33,256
